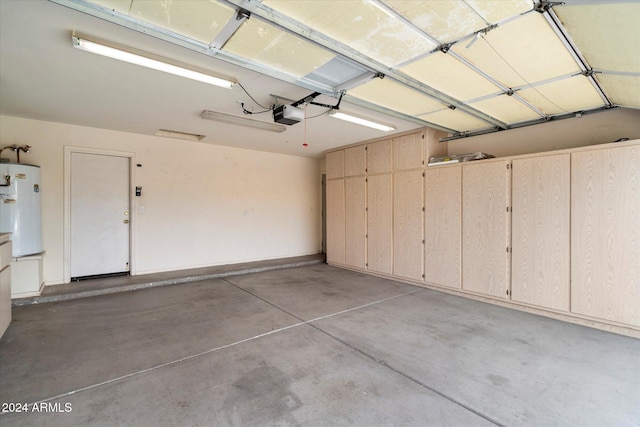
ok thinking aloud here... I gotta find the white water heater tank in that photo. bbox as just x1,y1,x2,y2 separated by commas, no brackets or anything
0,163,42,257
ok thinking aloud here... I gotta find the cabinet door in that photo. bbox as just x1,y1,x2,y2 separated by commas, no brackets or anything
344,146,366,177
394,133,423,171
425,166,461,289
571,145,640,326
512,155,570,311
326,179,345,264
462,161,510,298
367,139,392,174
345,177,367,268
394,170,424,280
326,151,344,179
367,174,393,274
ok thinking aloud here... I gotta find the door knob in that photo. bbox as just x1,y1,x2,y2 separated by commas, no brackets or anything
123,219,130,224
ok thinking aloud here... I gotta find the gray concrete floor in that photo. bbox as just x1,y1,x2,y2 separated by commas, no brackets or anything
0,264,638,426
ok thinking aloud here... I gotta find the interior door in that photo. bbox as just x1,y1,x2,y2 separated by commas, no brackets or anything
70,152,130,279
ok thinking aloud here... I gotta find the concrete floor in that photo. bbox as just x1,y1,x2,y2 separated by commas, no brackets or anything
0,264,638,426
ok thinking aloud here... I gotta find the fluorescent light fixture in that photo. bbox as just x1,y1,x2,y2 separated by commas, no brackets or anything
201,110,287,133
328,110,396,132
155,129,205,142
72,33,235,89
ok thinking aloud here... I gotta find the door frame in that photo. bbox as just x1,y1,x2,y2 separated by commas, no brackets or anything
63,146,136,283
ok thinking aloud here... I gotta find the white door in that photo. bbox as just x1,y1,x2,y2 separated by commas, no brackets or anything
70,152,130,279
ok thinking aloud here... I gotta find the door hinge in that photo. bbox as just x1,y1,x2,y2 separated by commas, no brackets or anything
422,274,425,278
506,246,510,253
422,206,425,212
506,289,510,296
422,239,425,244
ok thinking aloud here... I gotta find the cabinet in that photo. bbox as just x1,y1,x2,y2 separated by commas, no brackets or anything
326,150,344,179
424,166,461,289
511,155,570,311
344,146,366,177
367,174,393,274
0,234,11,338
571,145,640,326
462,161,510,298
326,179,345,265
345,177,367,269
394,133,423,171
394,170,424,280
367,140,393,174
326,137,640,335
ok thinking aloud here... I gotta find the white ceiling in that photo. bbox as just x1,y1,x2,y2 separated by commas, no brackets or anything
1,0,639,158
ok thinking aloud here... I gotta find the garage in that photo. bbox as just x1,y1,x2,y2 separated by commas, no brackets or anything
1,1,639,425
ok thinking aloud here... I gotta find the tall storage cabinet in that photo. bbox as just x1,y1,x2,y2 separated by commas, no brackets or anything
462,161,511,299
366,139,393,274
424,166,461,289
326,132,638,336
571,145,640,327
511,154,570,311
345,177,367,269
393,170,424,280
326,151,345,265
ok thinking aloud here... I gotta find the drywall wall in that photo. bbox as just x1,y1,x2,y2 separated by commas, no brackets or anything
0,115,321,285
446,107,640,157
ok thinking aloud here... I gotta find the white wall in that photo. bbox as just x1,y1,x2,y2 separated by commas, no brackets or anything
0,115,322,285
447,108,640,157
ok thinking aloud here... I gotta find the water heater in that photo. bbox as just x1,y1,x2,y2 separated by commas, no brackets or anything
0,163,42,257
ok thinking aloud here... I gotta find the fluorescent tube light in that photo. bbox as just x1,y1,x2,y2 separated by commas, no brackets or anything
72,34,235,89
155,129,205,142
201,110,287,133
329,110,396,132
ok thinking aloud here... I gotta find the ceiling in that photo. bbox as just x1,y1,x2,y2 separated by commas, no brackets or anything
1,0,639,158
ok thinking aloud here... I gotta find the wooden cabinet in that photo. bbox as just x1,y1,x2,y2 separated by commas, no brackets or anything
326,179,345,264
424,166,461,289
326,150,344,179
367,174,393,274
367,140,392,174
344,146,366,177
345,177,367,269
326,134,639,335
511,155,570,311
462,161,510,298
394,132,423,171
394,170,424,280
571,145,640,326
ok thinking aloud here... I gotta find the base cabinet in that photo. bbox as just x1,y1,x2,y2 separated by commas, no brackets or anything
0,236,11,338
